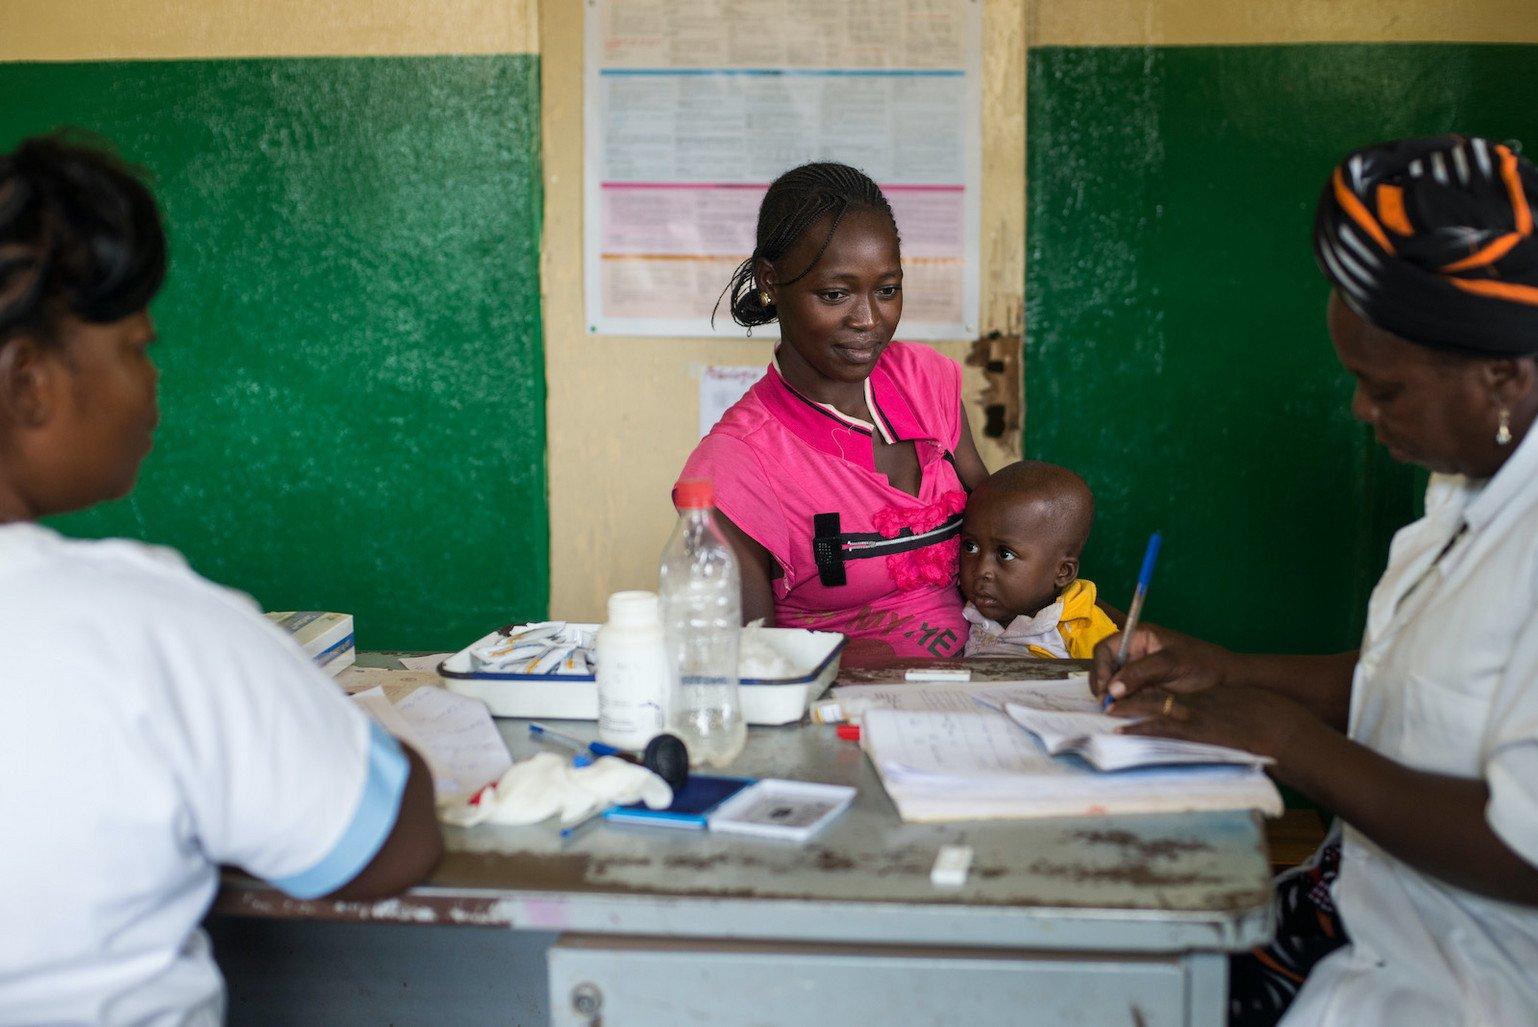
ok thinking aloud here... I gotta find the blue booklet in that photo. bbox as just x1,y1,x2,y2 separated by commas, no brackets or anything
603,774,756,830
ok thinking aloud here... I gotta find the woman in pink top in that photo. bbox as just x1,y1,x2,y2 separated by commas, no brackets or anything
677,163,989,659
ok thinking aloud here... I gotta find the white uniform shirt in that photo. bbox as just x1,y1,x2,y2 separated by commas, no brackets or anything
0,525,407,1026
1283,422,1538,1025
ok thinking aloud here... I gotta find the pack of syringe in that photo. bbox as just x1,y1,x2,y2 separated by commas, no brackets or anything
265,611,356,676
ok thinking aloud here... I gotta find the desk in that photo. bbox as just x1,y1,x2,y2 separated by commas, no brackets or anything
214,653,1274,1025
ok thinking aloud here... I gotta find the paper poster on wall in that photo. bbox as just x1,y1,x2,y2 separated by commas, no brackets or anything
698,365,765,437
585,0,982,341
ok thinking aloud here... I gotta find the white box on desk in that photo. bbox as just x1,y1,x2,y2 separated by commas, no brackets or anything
266,611,356,677
439,625,844,725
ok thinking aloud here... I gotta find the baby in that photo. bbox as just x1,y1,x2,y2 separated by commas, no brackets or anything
958,461,1118,659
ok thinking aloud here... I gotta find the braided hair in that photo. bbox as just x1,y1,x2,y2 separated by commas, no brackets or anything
0,132,166,347
717,162,899,328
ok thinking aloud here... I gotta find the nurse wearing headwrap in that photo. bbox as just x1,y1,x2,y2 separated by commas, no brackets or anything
1092,136,1538,1026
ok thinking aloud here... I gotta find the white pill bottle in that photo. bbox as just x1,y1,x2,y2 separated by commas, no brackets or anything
595,590,673,750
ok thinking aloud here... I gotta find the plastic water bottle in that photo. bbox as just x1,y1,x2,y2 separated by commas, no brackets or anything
595,591,672,751
659,479,745,767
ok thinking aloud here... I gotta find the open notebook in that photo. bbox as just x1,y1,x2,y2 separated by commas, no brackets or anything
1004,704,1273,772
860,684,1282,823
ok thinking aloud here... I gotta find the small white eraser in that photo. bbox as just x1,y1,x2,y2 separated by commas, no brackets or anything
906,668,971,683
930,845,973,887
1068,669,1090,682
811,699,843,724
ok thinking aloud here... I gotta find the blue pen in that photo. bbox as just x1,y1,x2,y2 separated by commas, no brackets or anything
529,722,621,760
559,809,604,841
1102,532,1163,710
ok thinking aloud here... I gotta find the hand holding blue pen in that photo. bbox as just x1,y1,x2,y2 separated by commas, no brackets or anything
1101,532,1162,710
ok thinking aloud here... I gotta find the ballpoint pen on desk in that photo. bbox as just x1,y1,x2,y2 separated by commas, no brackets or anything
1102,531,1163,710
529,722,613,764
528,722,692,790
559,809,605,841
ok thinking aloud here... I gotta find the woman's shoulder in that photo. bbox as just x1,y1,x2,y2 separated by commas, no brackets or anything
880,340,961,379
879,341,962,405
0,524,289,684
2,523,190,593
693,379,775,447
0,524,260,622
682,382,784,479
877,341,962,443
676,384,799,570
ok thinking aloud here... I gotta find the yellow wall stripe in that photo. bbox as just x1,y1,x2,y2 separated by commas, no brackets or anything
3,0,537,61
1030,0,1538,47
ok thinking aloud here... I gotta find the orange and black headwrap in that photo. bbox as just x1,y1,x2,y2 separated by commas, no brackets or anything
1314,135,1538,356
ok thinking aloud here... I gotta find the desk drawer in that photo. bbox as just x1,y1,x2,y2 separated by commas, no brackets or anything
548,935,1223,1026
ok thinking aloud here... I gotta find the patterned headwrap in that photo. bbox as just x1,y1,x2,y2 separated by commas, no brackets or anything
1314,135,1538,356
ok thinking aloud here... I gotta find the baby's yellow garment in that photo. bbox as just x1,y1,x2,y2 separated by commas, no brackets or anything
1021,578,1120,659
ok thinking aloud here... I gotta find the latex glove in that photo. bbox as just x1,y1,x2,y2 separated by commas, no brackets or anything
440,751,569,827
440,752,672,828
563,756,674,824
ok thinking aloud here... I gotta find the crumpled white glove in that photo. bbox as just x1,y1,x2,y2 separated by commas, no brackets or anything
440,751,673,828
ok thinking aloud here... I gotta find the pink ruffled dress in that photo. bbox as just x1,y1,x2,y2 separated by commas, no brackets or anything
677,342,968,659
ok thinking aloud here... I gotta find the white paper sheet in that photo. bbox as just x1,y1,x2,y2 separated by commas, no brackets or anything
585,0,982,339
870,709,1069,785
335,666,441,697
352,685,512,804
352,685,420,743
397,653,453,673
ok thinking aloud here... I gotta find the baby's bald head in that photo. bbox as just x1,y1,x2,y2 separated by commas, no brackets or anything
969,461,1095,557
959,461,1098,624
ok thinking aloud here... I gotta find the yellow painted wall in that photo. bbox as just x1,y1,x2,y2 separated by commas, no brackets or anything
540,0,1026,621
1029,0,1538,46
2,0,536,60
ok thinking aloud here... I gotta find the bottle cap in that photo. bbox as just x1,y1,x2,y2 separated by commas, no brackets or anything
606,589,661,627
673,479,714,509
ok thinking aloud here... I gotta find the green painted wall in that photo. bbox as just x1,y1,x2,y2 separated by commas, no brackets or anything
0,55,547,650
1026,43,1538,654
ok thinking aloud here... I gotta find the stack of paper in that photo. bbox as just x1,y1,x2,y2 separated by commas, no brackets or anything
861,688,1282,823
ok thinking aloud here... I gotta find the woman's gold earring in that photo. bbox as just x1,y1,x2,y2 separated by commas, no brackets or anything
1497,407,1513,446
758,290,773,308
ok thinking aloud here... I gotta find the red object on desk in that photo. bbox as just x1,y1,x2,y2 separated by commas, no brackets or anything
836,724,861,741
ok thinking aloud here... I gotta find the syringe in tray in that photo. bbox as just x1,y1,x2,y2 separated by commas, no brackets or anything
469,621,597,675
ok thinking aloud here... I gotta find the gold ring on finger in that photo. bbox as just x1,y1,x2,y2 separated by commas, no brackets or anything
1162,694,1175,717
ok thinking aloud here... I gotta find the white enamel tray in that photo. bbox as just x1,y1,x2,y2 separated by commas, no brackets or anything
439,624,844,726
